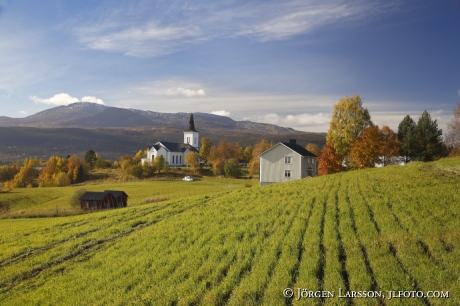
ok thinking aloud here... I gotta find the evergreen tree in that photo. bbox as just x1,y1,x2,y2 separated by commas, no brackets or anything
397,115,419,163
416,110,444,161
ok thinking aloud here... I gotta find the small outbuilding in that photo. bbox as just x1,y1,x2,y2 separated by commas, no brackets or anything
79,190,128,210
258,139,317,186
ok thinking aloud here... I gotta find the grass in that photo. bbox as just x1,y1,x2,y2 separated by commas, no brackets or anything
0,176,256,218
0,157,458,305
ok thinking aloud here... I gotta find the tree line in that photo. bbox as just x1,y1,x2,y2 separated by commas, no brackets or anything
317,94,457,175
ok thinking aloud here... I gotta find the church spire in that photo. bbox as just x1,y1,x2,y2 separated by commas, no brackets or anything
187,113,197,132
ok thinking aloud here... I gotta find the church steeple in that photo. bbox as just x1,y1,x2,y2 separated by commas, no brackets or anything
183,113,199,148
187,113,197,132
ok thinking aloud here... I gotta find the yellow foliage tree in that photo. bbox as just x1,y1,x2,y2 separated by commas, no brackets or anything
185,151,200,173
326,94,373,167
248,139,272,175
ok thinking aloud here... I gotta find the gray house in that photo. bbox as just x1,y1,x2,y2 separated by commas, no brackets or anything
258,139,317,186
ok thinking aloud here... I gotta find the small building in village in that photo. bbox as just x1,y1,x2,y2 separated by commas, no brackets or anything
79,190,128,210
141,113,199,166
258,139,317,186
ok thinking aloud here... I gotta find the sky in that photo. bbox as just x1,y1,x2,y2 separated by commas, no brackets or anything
0,0,459,133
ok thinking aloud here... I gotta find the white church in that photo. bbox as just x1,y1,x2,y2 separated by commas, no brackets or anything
141,113,200,166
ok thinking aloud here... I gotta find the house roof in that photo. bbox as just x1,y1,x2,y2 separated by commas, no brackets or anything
280,142,317,157
158,141,199,153
258,142,317,158
79,190,128,201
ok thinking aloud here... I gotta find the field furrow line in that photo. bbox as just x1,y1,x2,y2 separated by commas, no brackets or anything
0,203,171,268
0,199,208,293
333,178,351,305
344,180,385,306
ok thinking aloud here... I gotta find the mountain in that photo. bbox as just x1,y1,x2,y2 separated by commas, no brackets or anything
0,102,300,134
0,103,326,163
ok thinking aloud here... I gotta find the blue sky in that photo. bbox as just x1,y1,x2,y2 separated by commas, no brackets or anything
0,0,459,133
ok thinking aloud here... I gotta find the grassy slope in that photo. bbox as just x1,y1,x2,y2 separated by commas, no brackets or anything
0,158,459,305
0,177,255,218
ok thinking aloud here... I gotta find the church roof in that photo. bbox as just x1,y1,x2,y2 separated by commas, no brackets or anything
158,141,199,153
186,113,198,132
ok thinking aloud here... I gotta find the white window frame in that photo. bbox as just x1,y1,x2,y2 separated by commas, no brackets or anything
285,156,292,164
285,170,292,177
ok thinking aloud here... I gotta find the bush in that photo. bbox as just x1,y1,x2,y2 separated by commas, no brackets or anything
224,158,241,178
0,201,9,212
69,188,87,208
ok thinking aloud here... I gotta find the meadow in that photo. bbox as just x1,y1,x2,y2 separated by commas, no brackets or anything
0,176,255,218
0,158,459,305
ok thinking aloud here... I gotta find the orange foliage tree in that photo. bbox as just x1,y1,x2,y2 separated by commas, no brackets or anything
317,142,343,175
209,140,241,175
380,125,401,166
248,139,272,175
350,125,401,169
350,126,382,169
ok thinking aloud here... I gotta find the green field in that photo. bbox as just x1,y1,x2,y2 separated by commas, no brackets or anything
0,158,459,305
0,177,255,218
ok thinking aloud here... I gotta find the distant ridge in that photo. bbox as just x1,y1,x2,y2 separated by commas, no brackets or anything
0,102,299,135
0,103,326,163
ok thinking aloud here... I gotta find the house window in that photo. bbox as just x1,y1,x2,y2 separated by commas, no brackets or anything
92,201,97,209
85,201,89,209
285,156,292,163
285,170,292,177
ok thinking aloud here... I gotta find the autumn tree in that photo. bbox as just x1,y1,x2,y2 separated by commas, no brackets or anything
305,143,321,157
398,115,419,163
185,151,200,173
446,102,460,155
0,163,20,182
326,94,373,167
153,155,165,173
349,126,383,169
208,140,241,175
133,150,146,165
9,158,40,188
243,146,253,163
66,155,89,183
199,137,212,164
248,139,272,175
380,125,401,166
235,143,244,160
317,142,343,175
120,156,133,171
38,156,69,187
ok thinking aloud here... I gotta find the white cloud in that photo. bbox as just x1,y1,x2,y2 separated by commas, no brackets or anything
166,87,205,97
211,110,231,117
71,1,399,57
81,96,105,105
19,110,28,115
246,112,330,127
30,93,105,106
458,89,460,97
75,22,201,57
30,93,79,105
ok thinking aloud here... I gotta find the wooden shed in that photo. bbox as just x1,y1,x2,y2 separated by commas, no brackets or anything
79,190,128,210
